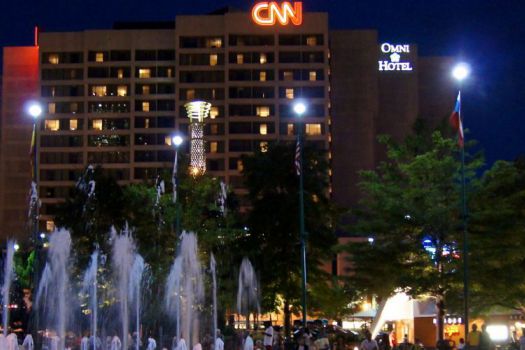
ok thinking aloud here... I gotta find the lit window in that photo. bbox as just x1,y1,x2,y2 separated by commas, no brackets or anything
260,53,267,64
306,36,317,46
92,119,103,130
210,54,218,66
212,89,217,99
306,123,322,136
259,71,267,82
50,87,56,97
142,102,150,112
45,120,59,131
69,119,78,131
48,54,59,64
46,220,55,232
283,71,293,81
117,86,128,97
165,136,172,146
287,123,294,135
285,88,294,99
259,124,268,135
210,142,218,153
256,106,270,117
117,69,124,79
139,69,151,78
144,118,150,129
236,54,244,64
309,71,317,81
210,124,219,135
237,160,244,171
92,86,107,97
70,103,78,113
260,141,269,152
167,68,173,77
186,89,195,100
208,38,222,48
48,103,56,114
95,52,104,62
210,106,219,119
142,85,150,95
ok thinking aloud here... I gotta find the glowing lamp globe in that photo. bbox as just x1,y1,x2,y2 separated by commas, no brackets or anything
172,135,183,147
452,63,470,81
293,102,306,116
28,103,43,119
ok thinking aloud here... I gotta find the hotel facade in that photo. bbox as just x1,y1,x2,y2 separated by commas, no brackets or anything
0,7,455,241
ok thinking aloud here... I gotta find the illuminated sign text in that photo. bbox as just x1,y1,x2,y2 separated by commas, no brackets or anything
378,42,413,72
252,2,303,26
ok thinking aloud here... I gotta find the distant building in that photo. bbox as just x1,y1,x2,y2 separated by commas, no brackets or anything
0,8,455,246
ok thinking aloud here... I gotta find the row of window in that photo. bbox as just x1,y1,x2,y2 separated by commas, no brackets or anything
41,35,324,65
42,50,176,64
180,34,324,48
42,102,324,128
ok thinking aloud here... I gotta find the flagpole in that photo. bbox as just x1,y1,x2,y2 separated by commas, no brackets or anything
460,90,469,342
293,101,308,329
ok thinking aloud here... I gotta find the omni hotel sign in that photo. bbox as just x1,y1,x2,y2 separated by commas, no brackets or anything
252,2,303,26
378,43,413,72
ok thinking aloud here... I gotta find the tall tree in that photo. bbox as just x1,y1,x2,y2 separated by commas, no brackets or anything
241,142,338,334
346,130,482,341
469,157,525,314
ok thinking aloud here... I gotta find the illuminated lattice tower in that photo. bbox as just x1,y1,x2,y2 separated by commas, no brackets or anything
185,101,212,176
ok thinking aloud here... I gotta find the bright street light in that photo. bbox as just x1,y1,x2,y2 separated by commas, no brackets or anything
172,135,183,147
28,103,43,119
293,102,306,116
452,63,470,81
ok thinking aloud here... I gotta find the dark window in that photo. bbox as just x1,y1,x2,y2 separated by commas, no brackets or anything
229,140,252,152
110,50,131,61
229,35,274,46
88,152,130,164
41,135,83,147
157,116,175,128
135,50,156,61
179,71,224,83
42,69,83,80
157,50,176,61
88,67,109,78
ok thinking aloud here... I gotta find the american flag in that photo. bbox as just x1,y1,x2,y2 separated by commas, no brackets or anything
295,138,301,176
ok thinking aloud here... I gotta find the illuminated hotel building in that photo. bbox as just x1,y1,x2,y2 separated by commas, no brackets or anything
0,7,454,239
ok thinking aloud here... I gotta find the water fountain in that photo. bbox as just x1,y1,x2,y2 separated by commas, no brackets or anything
237,258,260,330
210,254,217,343
111,226,144,350
82,249,99,350
165,232,204,349
2,240,16,336
36,228,72,350
130,254,145,350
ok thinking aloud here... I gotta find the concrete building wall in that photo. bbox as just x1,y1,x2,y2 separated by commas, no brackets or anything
330,30,379,208
0,47,39,241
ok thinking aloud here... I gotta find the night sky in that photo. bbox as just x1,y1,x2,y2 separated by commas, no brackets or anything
1,0,523,167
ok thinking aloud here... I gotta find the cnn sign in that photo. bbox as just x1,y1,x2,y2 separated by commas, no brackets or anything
252,2,303,26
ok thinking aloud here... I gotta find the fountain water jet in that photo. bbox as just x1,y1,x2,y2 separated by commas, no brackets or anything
111,226,143,350
82,249,99,350
2,240,16,336
165,232,204,349
210,254,217,343
36,228,72,350
237,258,260,330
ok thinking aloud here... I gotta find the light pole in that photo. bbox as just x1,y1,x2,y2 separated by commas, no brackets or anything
293,101,308,329
452,62,470,341
27,101,42,339
172,134,184,236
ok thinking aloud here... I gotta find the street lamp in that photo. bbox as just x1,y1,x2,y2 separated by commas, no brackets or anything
27,101,42,341
452,62,470,341
293,101,308,329
171,134,184,236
